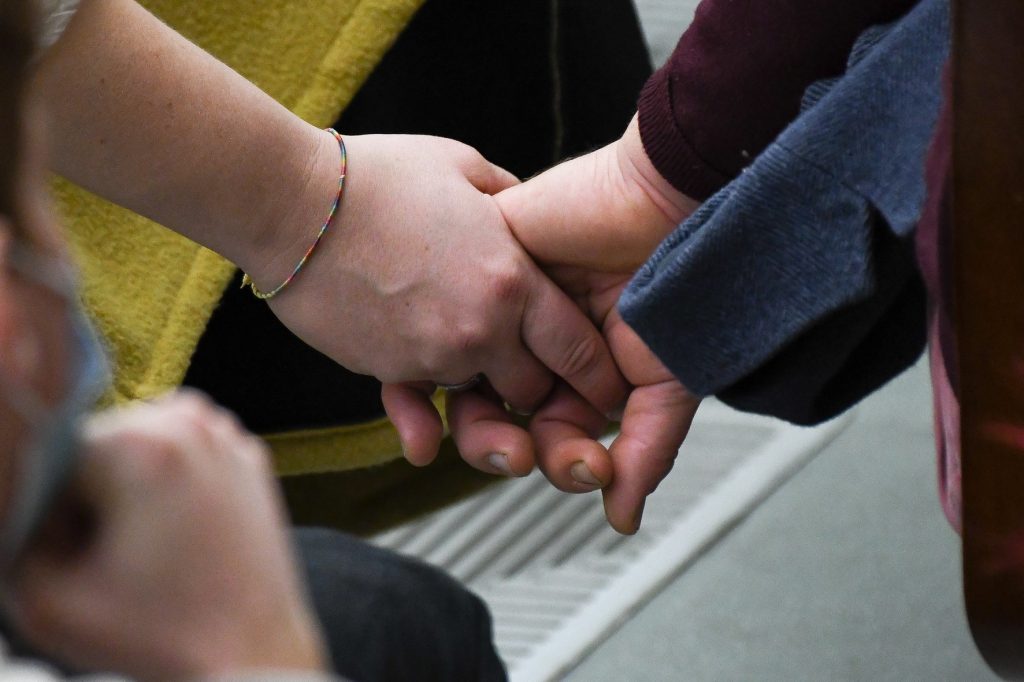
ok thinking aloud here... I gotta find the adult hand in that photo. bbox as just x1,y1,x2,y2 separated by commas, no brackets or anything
6,391,327,680
34,3,627,474
248,132,629,472
476,115,703,533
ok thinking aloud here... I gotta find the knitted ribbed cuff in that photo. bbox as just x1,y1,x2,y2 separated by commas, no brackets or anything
636,67,732,202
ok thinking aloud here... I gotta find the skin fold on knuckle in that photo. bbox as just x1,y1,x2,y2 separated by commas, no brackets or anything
485,256,530,307
557,332,605,387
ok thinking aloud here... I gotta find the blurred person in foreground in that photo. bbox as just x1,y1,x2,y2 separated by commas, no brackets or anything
0,1,505,679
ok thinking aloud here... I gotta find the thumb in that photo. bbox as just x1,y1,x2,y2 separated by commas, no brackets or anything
497,142,668,272
494,154,600,267
602,380,699,535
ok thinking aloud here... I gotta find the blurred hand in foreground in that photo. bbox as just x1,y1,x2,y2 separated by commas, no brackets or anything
7,391,327,680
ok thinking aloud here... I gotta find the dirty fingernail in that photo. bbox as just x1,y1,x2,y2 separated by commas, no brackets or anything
570,461,602,488
487,453,514,476
507,403,535,417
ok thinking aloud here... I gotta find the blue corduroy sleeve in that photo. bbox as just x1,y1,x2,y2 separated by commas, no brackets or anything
620,0,948,424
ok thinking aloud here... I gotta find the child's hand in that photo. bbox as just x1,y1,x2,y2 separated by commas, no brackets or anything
498,114,698,272
466,115,703,534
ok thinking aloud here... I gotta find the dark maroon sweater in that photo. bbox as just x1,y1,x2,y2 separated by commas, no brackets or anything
637,0,920,200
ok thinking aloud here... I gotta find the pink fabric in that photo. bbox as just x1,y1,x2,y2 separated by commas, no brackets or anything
916,77,958,530
929,316,961,531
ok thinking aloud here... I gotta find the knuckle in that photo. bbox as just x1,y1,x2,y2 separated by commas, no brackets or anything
448,321,489,355
419,344,452,378
419,317,478,376
143,437,191,479
558,333,605,381
451,141,483,168
172,396,225,440
485,257,530,306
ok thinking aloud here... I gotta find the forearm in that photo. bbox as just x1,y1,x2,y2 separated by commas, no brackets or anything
638,0,920,199
31,0,338,277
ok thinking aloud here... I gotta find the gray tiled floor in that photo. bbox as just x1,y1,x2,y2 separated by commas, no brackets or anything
567,3,999,680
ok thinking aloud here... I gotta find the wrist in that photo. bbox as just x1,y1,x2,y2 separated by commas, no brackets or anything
236,126,343,294
616,114,700,231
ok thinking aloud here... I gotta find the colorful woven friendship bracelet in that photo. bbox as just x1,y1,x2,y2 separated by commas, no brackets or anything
241,128,347,300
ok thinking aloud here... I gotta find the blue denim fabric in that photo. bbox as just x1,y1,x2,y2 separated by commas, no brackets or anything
620,0,949,424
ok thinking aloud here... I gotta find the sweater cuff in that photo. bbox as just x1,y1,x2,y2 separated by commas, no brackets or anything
619,146,879,399
637,67,732,201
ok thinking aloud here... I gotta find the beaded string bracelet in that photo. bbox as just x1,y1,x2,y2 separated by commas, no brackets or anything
240,128,347,300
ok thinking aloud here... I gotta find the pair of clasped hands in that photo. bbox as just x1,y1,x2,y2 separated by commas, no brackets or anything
260,115,700,534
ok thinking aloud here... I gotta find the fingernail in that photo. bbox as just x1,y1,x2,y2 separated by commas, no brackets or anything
503,400,535,418
570,461,602,488
487,453,514,476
